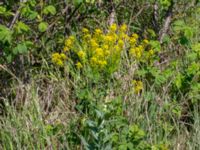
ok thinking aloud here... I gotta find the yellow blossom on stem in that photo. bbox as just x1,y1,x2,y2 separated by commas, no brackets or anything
132,33,139,40
76,62,83,69
120,24,127,32
98,60,107,68
143,39,149,45
63,46,69,52
95,48,104,57
90,39,98,49
104,50,110,56
130,37,137,46
82,27,89,33
60,53,67,60
77,50,86,59
56,59,64,67
149,49,154,56
104,35,113,43
90,56,98,66
118,39,124,48
109,23,117,32
95,28,103,35
132,80,143,94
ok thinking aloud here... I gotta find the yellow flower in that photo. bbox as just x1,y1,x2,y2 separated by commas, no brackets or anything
95,28,102,35
109,23,117,32
102,44,109,50
90,57,98,65
76,62,83,69
118,39,124,48
69,35,75,41
63,46,69,52
104,35,113,43
52,53,65,67
104,50,110,56
130,37,137,46
60,53,67,60
65,39,73,48
82,28,89,33
77,50,86,59
114,45,121,53
149,49,154,56
98,60,107,68
120,24,127,32
95,48,104,57
56,59,64,67
52,52,60,62
119,33,129,40
132,80,143,94
83,34,91,40
90,39,98,49
143,39,149,45
138,45,144,52
130,47,142,59
132,33,139,39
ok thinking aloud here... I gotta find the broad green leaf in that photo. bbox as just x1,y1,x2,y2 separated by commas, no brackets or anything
21,6,38,20
13,42,28,54
0,6,13,17
0,25,12,44
38,22,48,32
6,55,12,63
73,0,83,6
173,20,185,31
43,5,56,15
15,21,30,34
184,27,193,39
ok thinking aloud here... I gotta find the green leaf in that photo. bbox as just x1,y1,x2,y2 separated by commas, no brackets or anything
0,6,6,14
149,40,161,52
21,6,38,20
174,73,183,89
173,20,185,31
15,21,30,34
13,42,28,55
6,55,12,63
43,5,56,15
0,6,13,17
0,25,12,44
184,27,193,39
38,22,48,32
73,0,83,6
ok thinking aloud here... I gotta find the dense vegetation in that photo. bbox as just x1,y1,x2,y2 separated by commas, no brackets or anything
0,0,200,149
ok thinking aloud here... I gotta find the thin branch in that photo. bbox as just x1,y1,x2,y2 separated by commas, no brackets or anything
159,2,174,43
9,9,20,29
152,2,159,34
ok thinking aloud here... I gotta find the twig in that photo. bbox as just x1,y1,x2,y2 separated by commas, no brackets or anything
9,9,20,29
152,2,159,34
159,2,174,43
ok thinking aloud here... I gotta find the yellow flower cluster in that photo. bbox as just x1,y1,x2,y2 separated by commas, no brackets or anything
75,23,129,70
129,34,154,60
63,36,75,52
52,52,67,67
51,23,155,71
132,80,143,94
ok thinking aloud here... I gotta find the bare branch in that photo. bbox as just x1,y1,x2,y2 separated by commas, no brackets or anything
159,2,174,43
9,9,20,29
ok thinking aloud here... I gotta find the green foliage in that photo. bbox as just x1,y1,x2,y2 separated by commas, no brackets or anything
0,0,200,149
43,5,56,15
0,25,12,44
38,22,48,32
